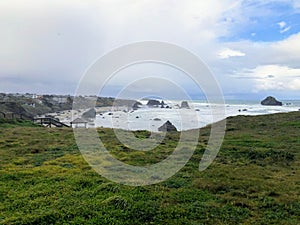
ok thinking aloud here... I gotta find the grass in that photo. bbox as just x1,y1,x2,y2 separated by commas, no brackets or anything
0,112,299,224
0,118,40,128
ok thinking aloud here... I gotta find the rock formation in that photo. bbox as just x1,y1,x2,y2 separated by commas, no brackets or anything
81,108,96,119
261,96,282,106
132,101,142,110
158,120,178,132
180,101,190,109
146,99,161,107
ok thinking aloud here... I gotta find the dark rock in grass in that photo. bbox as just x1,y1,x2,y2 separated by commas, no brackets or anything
180,101,190,109
81,108,96,119
158,120,177,132
261,96,282,106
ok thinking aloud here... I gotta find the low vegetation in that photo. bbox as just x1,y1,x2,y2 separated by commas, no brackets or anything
0,112,299,224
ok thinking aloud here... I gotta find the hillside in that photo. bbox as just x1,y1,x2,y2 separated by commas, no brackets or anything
0,93,139,117
0,112,299,224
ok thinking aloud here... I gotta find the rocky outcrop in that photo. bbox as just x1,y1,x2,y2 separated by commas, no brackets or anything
132,101,142,110
158,120,177,132
180,101,190,109
146,99,161,107
261,96,282,106
82,108,96,119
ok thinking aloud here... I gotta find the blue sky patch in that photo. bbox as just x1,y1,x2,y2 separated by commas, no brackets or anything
221,1,300,42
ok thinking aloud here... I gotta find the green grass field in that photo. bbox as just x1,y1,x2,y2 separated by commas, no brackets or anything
0,112,299,224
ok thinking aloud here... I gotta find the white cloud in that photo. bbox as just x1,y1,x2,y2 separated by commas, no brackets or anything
278,21,291,33
218,48,246,59
278,21,287,29
0,1,236,80
218,31,300,94
236,65,300,91
1,0,300,98
271,32,300,63
280,26,291,33
221,31,300,73
292,0,300,9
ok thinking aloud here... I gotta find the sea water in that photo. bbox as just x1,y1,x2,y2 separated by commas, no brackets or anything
92,100,300,131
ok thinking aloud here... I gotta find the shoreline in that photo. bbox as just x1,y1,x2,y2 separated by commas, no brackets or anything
42,101,300,131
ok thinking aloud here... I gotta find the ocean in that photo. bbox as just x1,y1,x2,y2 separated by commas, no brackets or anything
90,100,300,131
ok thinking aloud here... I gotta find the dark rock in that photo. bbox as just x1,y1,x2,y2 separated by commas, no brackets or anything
132,101,142,110
147,99,161,107
158,120,177,132
82,108,96,119
180,101,190,109
261,96,282,106
153,118,161,121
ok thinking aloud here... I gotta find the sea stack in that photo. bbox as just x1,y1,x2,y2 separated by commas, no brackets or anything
261,96,282,106
132,101,142,110
146,99,161,107
180,101,190,109
81,108,96,119
158,120,178,132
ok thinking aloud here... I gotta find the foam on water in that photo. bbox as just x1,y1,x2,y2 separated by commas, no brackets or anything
91,100,300,131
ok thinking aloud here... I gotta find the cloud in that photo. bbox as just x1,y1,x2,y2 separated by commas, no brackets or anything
215,30,300,95
278,21,291,33
271,32,300,64
235,65,300,91
0,0,238,95
218,48,246,59
1,0,300,99
278,21,287,29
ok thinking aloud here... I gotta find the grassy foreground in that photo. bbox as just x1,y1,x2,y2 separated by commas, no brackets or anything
0,112,299,224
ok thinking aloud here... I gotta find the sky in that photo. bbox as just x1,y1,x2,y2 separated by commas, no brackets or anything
1,0,300,100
